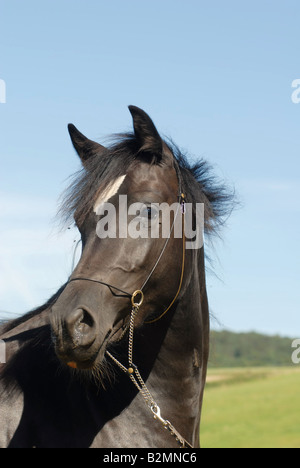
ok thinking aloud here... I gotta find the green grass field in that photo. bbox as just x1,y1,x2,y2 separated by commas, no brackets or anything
201,367,300,448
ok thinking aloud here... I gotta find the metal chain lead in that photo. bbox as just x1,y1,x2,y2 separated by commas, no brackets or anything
106,304,193,449
128,306,138,368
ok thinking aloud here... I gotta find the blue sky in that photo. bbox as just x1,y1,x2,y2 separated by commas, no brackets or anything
0,0,299,336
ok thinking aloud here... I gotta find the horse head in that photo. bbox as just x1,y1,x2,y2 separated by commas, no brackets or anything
50,106,185,371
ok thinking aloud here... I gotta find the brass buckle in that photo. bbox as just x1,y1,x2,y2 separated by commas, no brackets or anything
131,290,144,308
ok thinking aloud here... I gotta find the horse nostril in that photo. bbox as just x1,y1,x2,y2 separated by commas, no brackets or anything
66,308,96,346
80,309,95,329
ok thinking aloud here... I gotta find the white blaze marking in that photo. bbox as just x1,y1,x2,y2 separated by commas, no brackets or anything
93,175,126,214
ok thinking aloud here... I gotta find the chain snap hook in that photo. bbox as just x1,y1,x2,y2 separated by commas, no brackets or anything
151,404,167,427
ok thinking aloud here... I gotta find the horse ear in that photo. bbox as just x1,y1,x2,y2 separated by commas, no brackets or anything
68,124,105,164
128,106,166,160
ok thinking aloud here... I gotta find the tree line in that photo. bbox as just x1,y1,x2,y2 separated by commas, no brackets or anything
209,330,296,367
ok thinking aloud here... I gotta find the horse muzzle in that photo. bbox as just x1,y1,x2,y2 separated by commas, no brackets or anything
51,305,107,370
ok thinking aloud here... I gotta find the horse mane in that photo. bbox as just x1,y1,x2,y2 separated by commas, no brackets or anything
59,132,234,234
166,139,235,234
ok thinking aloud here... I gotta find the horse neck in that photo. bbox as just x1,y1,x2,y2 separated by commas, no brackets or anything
156,248,208,373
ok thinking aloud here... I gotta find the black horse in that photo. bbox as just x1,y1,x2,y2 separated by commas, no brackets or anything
0,106,232,448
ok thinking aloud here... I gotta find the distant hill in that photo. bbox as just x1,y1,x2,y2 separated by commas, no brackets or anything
209,330,296,367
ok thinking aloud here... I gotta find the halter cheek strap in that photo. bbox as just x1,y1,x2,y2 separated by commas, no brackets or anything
144,227,185,324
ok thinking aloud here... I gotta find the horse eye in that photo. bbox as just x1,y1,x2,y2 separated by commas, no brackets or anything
141,206,158,220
